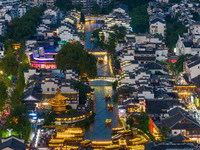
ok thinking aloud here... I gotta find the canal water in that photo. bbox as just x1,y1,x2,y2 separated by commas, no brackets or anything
84,22,103,49
84,22,120,140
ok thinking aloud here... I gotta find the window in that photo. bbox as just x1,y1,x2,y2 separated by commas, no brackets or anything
157,54,159,57
174,131,177,134
47,88,49,91
52,88,55,91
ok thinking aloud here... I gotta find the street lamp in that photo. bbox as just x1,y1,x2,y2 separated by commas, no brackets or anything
7,129,13,136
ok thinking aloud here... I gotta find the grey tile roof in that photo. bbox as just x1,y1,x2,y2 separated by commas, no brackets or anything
0,138,26,150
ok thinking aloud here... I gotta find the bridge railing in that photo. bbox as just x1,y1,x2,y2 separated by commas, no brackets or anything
86,48,106,52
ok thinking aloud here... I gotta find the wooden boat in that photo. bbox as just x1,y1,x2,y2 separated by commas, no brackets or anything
92,141,113,148
112,128,124,135
91,37,94,42
105,145,119,149
105,94,111,101
97,57,104,63
107,104,113,111
118,130,132,136
111,134,122,141
105,119,112,127
80,139,91,148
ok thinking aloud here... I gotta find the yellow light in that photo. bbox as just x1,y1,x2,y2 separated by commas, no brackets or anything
104,55,107,61
42,103,49,105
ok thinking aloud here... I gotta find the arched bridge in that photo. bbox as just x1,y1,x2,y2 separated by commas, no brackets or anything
90,76,117,82
85,15,106,21
86,49,107,55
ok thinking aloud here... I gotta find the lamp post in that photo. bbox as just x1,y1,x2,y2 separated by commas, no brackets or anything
7,129,13,136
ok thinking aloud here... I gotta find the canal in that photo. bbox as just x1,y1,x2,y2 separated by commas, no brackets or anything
84,22,120,140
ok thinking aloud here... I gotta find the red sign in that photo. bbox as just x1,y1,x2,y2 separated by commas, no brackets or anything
149,117,154,134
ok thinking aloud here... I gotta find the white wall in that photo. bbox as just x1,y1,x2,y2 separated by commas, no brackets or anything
150,21,166,37
41,81,57,93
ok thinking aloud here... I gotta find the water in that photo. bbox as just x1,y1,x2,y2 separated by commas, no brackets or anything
84,22,120,140
84,82,120,140
96,56,111,77
84,22,103,49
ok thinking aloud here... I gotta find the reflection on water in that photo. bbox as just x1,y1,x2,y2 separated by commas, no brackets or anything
96,59,111,77
84,22,103,33
84,22,119,140
84,82,120,140
84,22,103,49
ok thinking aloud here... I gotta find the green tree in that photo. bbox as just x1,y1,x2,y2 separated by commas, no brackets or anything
56,42,97,78
165,14,187,52
44,111,56,125
0,46,19,77
159,125,170,141
134,113,149,133
6,7,45,42
72,81,87,104
175,54,192,73
110,25,126,41
0,75,12,87
192,11,200,21
55,0,73,12
130,4,149,33
103,0,115,14
10,65,26,106
0,81,8,111
4,104,31,142
74,4,83,11
121,0,150,10
91,3,101,14
80,12,85,24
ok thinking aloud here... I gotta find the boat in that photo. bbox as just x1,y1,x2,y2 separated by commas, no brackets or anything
98,57,104,63
107,104,113,111
80,139,91,148
105,145,119,149
112,128,124,135
92,141,113,148
105,119,112,127
91,37,94,42
118,130,132,136
105,94,111,101
111,134,122,141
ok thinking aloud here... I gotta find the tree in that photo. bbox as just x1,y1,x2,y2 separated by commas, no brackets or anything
103,0,115,14
0,46,19,77
159,125,170,141
80,12,85,24
192,11,200,21
165,14,187,52
72,81,87,104
130,4,149,33
4,104,31,142
134,113,149,133
0,75,12,87
56,42,97,78
44,111,56,125
0,81,8,111
55,0,73,12
91,3,101,14
110,25,126,41
175,54,192,73
6,7,45,42
10,65,26,106
74,4,83,11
